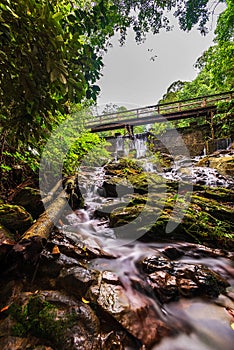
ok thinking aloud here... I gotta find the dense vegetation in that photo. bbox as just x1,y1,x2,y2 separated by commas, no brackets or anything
158,0,233,131
0,0,233,191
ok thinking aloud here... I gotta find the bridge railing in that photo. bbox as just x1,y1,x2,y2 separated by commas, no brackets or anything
87,91,233,128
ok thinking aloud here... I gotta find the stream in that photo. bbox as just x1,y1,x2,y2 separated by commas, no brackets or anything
58,135,234,349
1,134,233,349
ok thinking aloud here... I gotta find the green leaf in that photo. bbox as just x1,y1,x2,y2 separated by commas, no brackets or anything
59,73,67,84
52,12,63,21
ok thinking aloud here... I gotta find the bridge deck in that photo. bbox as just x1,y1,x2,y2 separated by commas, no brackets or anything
87,91,233,133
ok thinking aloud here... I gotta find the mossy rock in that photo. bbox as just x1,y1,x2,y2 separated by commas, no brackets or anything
215,156,234,176
104,158,143,176
195,186,234,203
0,204,33,235
12,187,44,219
191,195,234,223
7,292,101,350
109,190,234,249
197,154,234,176
0,223,16,261
104,158,234,248
105,171,177,197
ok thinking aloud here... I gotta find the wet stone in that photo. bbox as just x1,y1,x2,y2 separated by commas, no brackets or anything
58,266,98,298
142,256,229,303
87,276,172,348
0,204,33,235
53,229,111,259
148,271,179,303
100,330,131,350
162,246,185,260
39,250,81,277
2,291,101,350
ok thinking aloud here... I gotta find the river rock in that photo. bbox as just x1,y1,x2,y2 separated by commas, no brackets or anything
196,151,234,177
109,188,234,249
141,256,229,303
58,265,97,298
104,158,143,177
97,181,118,197
11,187,44,219
1,290,101,350
87,273,171,348
0,204,33,235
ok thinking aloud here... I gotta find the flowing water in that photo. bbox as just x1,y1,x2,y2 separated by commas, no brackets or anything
61,135,234,349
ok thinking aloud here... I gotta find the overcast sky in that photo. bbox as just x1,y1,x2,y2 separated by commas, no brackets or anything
96,5,225,111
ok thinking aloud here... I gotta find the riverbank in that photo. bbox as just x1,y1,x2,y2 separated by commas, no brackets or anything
0,144,233,350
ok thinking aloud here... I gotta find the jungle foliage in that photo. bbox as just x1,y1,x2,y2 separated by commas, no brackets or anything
0,0,231,188
157,0,233,132
159,0,233,101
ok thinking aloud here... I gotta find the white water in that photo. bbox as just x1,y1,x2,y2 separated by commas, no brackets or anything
61,135,234,349
114,134,234,188
64,205,234,350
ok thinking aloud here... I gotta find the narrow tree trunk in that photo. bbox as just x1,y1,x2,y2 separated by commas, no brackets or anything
210,110,215,140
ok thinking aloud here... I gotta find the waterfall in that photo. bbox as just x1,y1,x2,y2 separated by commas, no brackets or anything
134,137,147,158
203,145,207,156
115,135,124,160
227,137,232,149
115,133,149,160
116,135,124,151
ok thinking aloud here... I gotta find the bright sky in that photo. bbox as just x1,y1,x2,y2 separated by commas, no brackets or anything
96,5,225,111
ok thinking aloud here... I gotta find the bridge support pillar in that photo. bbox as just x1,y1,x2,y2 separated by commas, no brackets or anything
125,124,134,138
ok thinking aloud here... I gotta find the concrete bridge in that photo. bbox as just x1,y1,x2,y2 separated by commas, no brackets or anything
87,91,233,133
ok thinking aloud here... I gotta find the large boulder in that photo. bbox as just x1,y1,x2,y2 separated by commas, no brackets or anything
109,191,234,249
196,151,234,177
0,291,101,350
105,159,234,249
141,255,229,303
87,271,172,348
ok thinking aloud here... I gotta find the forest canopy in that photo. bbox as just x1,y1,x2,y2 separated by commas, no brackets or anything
159,0,233,102
0,0,232,187
0,0,224,142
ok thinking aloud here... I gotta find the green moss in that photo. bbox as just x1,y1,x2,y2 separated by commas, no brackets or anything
195,187,234,202
9,295,77,346
0,204,33,234
104,157,234,249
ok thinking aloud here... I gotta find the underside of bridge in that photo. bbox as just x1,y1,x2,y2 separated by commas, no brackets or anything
90,106,216,133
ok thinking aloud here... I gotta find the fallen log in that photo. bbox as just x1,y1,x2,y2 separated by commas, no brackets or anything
13,189,69,260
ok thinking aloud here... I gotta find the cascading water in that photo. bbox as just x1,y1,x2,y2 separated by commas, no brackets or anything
59,134,234,349
114,134,233,188
62,197,234,349
134,134,148,158
115,133,149,160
